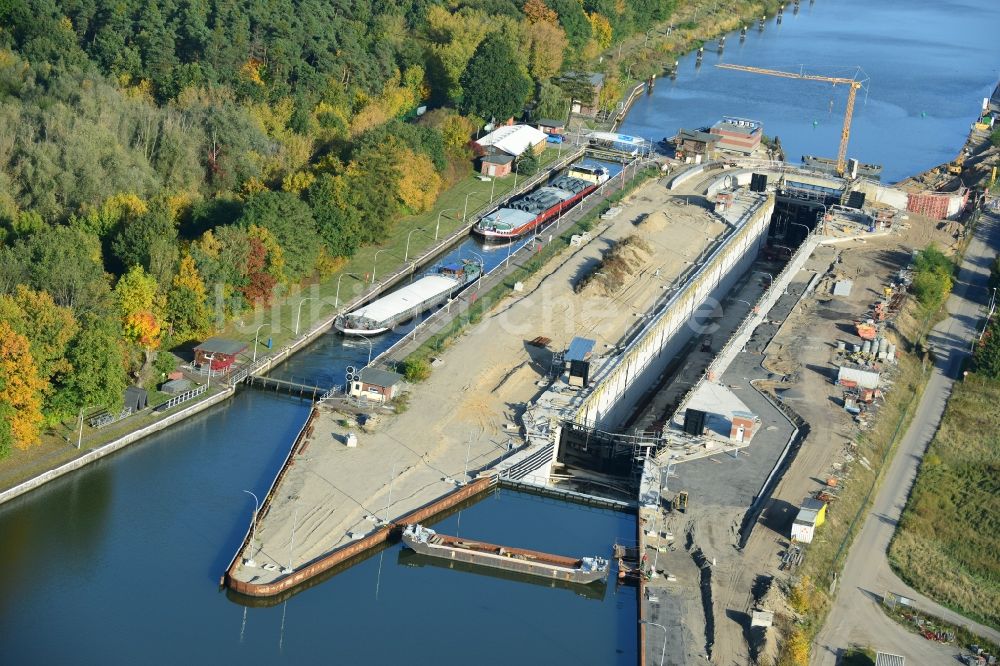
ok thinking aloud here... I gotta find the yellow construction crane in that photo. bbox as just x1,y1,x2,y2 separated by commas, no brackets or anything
716,64,866,177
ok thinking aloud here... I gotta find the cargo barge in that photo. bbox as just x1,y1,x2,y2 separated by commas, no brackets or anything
334,260,482,336
472,163,610,242
401,523,609,585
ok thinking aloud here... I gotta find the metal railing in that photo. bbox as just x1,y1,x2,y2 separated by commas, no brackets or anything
157,384,208,412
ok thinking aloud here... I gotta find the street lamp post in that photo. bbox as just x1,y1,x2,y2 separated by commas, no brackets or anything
361,335,374,368
335,273,361,310
468,251,485,290
436,208,461,241
463,191,488,224
371,248,390,285
203,353,216,390
639,620,668,666
384,461,397,525
789,221,811,238
755,271,774,288
295,297,316,336
242,489,260,567
404,227,426,263
253,323,270,362
77,405,100,449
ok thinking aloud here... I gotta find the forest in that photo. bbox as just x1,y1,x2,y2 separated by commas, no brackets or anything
0,0,678,456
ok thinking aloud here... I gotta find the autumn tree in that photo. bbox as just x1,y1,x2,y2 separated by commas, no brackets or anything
165,254,211,342
776,626,810,666
0,322,46,456
523,18,569,81
0,285,77,399
425,6,491,105
588,12,613,49
460,33,533,122
396,149,443,213
524,0,559,25
114,266,162,352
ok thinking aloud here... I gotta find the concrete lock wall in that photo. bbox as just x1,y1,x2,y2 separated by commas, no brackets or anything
575,194,775,427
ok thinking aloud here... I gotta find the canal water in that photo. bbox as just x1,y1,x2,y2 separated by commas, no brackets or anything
2,1,999,663
620,0,1000,184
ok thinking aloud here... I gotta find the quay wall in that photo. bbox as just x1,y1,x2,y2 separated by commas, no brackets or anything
0,387,234,507
225,475,494,598
575,193,775,427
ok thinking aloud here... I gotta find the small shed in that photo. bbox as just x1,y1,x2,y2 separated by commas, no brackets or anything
194,337,248,372
480,153,514,178
791,498,827,544
674,128,721,160
123,386,148,411
349,367,403,404
535,119,566,135
729,410,758,443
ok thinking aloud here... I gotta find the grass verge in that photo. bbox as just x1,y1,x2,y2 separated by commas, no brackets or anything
887,374,1000,631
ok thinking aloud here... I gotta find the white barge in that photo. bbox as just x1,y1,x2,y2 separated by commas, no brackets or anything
401,524,609,585
335,261,481,336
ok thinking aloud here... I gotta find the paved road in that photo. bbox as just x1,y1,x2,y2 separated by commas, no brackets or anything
813,211,1000,665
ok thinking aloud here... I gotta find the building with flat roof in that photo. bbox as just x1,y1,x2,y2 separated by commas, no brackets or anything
474,124,548,159
710,117,763,154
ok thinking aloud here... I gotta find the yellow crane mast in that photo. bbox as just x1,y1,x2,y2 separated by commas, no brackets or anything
716,64,866,176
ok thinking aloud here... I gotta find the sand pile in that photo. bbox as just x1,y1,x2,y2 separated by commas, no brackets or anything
575,235,653,297
638,210,669,232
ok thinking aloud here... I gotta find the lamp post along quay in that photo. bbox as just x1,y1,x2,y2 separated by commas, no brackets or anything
242,490,260,568
295,297,316,336
253,323,271,362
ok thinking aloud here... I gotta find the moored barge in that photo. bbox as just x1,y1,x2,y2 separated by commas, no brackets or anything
335,260,482,336
401,523,609,585
472,164,610,242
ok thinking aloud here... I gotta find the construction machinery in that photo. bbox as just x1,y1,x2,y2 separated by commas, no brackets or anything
673,490,689,513
716,64,867,177
947,152,966,175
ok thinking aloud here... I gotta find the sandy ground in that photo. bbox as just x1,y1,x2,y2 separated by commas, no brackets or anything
233,179,731,584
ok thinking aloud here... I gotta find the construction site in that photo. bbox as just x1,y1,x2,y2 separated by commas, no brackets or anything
222,56,1000,666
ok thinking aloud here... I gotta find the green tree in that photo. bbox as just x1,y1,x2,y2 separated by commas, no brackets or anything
111,203,179,286
114,266,162,351
49,314,127,417
13,226,111,314
460,33,533,122
306,174,364,258
238,191,320,281
516,152,540,177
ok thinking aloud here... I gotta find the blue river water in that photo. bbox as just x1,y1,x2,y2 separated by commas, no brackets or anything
1,1,999,663
619,0,1000,184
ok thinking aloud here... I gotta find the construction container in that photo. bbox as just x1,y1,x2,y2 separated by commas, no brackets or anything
836,340,846,351
887,343,897,360
862,340,872,355
878,338,889,355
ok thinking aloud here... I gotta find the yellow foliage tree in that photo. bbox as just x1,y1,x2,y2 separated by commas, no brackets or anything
396,149,442,212
281,171,316,194
524,19,568,80
0,285,77,394
0,321,46,454
248,224,286,285
441,113,476,156
115,266,162,350
588,12,613,49
426,5,490,102
524,0,558,24
166,253,211,341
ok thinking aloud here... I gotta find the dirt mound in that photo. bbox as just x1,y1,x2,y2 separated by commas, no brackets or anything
575,235,652,297
638,210,669,232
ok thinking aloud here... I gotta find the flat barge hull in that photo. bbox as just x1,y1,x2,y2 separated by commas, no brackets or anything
401,524,608,585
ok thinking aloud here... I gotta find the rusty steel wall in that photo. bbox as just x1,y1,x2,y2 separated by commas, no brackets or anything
225,475,495,598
